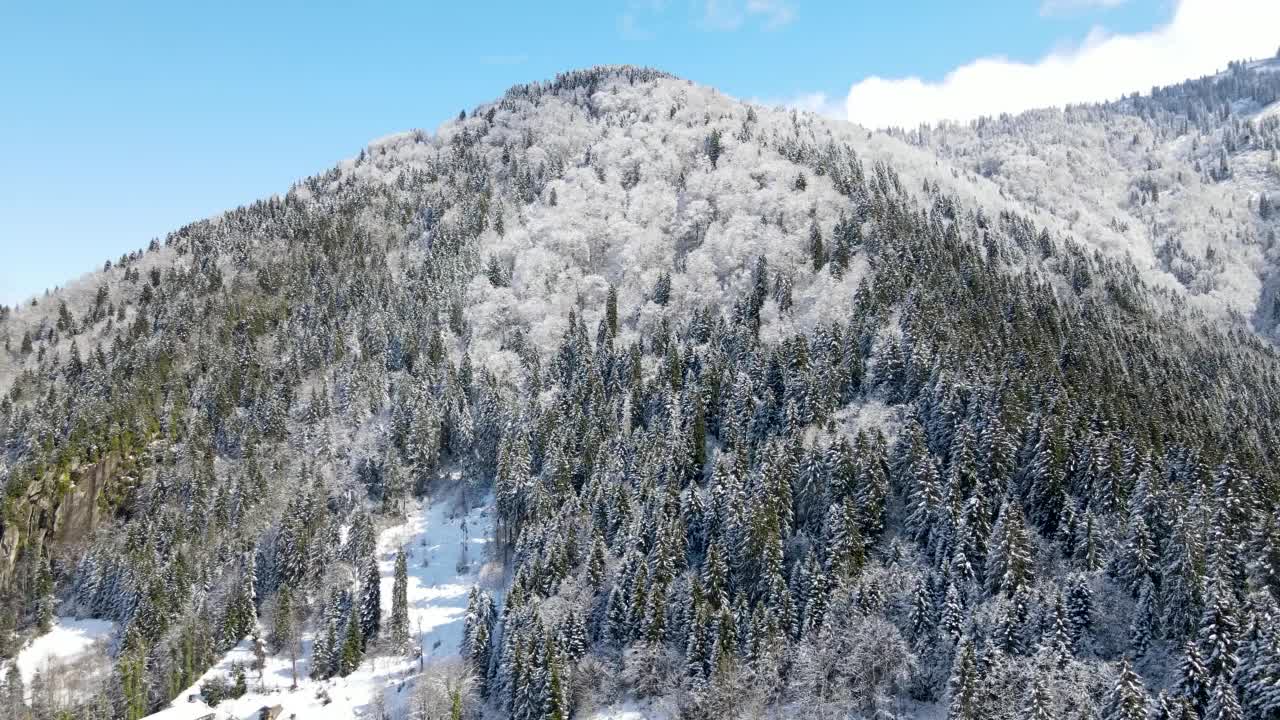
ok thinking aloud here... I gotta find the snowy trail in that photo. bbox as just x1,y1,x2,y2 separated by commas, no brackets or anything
147,496,494,720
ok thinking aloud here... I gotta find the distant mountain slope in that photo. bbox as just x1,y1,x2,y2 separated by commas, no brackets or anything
901,55,1280,335
0,65,1278,720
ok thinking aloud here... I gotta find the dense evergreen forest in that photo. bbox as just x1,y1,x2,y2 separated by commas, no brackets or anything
1,65,1280,719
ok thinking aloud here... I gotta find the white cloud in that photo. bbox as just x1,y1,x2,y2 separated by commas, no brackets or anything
1040,0,1128,16
702,0,795,31
844,0,1280,129
746,0,795,29
619,0,666,40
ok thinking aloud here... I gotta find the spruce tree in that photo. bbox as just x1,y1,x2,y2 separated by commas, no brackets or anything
1025,672,1053,720
947,638,979,720
1199,585,1240,682
358,552,382,646
1101,658,1148,720
390,547,411,651
339,603,365,676
1066,574,1093,651
605,286,619,340
1205,675,1242,720
221,553,258,647
272,586,299,688
1179,640,1211,715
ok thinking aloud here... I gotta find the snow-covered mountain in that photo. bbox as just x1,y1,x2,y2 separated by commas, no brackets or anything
1,64,1280,720
901,56,1280,333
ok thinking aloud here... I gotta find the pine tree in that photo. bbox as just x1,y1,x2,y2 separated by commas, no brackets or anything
1205,675,1242,720
997,588,1030,655
311,590,344,680
359,552,382,646
1148,692,1182,720
947,638,979,720
653,271,671,306
685,604,711,679
272,586,299,688
1101,658,1148,720
1238,601,1280,719
606,584,629,646
605,286,619,340
1129,577,1156,657
34,551,54,634
1066,574,1093,651
390,547,410,651
221,553,258,647
3,664,23,720
1199,584,1240,682
542,639,569,720
231,662,248,698
985,502,1033,597
339,603,365,676
1025,672,1053,720
909,576,934,640
940,583,965,643
118,650,148,720
1179,640,1211,715
486,255,509,287
823,498,865,581
1044,594,1073,664
807,222,826,272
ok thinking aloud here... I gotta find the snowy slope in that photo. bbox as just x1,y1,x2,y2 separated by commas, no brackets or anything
7,62,1274,405
907,63,1280,332
6,617,115,703
145,497,494,720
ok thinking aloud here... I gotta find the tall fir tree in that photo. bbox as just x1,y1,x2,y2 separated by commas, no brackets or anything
390,547,411,651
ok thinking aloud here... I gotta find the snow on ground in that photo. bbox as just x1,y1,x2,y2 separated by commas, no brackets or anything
1,617,115,705
9,617,115,690
585,708,651,720
582,701,672,720
146,495,495,720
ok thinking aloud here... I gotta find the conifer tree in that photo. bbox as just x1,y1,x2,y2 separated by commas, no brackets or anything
808,222,826,272
1199,584,1240,682
359,552,382,646
1179,640,1211,715
1066,574,1093,651
271,586,299,688
1101,659,1148,720
1025,672,1053,720
605,286,619,340
1129,577,1156,657
339,603,365,676
947,638,979,720
1205,675,1242,720
985,502,1033,597
940,583,964,643
34,551,55,634
390,547,411,651
221,553,258,647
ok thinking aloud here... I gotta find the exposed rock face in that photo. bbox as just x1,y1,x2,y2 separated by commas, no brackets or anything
0,454,124,585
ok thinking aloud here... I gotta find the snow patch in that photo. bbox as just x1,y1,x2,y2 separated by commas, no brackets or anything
10,617,114,689
145,497,494,720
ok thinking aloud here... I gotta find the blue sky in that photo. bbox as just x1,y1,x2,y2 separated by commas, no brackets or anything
0,0,1182,305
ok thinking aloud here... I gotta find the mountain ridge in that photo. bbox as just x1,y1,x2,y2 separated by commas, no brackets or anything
0,63,1278,720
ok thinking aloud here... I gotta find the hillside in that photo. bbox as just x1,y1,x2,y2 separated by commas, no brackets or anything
901,56,1280,335
0,65,1279,720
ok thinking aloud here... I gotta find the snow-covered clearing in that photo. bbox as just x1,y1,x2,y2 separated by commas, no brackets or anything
146,495,495,720
2,617,115,704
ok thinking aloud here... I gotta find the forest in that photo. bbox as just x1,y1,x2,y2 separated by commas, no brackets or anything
0,65,1279,719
